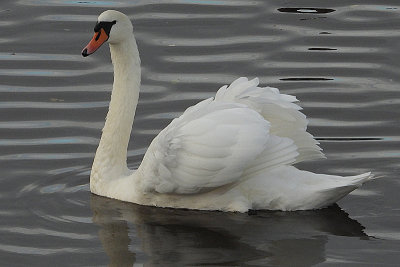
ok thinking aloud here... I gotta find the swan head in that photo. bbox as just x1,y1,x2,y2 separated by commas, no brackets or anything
82,10,133,57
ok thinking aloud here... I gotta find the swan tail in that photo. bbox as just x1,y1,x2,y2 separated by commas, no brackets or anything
215,77,324,164
312,172,375,209
243,167,374,211
341,172,375,186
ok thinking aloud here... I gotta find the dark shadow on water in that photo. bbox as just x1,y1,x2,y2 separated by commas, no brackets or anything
316,137,383,141
277,8,336,14
90,195,367,266
308,48,337,51
280,77,334,81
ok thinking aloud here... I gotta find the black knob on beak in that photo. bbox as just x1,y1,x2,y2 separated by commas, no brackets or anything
82,48,88,57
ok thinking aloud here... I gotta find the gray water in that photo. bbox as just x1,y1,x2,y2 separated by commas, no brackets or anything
1,0,399,266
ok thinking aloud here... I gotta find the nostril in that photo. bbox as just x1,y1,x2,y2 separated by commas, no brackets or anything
82,48,88,57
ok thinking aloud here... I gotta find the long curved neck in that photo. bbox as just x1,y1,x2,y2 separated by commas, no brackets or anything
91,34,141,190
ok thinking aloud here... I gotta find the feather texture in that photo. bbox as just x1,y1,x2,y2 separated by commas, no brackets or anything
138,99,271,194
216,77,324,162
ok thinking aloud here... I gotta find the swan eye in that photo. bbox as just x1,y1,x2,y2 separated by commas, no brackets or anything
94,22,100,32
94,20,117,36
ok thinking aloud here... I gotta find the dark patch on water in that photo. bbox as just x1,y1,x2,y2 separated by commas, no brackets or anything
308,47,337,51
280,77,334,81
316,137,383,141
278,8,336,14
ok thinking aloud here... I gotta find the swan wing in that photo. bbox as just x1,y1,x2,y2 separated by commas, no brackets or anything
138,98,297,194
216,77,324,163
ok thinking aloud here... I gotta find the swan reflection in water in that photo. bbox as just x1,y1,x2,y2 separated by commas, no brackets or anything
90,195,367,266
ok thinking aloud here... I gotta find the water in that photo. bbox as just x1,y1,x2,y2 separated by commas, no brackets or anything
1,0,399,266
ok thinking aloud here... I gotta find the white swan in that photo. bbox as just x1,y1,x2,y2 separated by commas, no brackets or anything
82,10,374,212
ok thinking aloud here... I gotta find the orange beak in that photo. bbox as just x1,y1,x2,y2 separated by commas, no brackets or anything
82,28,109,57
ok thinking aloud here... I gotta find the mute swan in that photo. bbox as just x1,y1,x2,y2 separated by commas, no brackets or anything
82,10,374,212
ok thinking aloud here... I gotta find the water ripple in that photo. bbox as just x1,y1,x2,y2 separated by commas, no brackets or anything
140,34,289,47
162,52,264,63
0,227,94,240
0,137,97,146
0,244,81,255
1,0,400,266
0,53,83,61
0,101,108,109
0,120,101,129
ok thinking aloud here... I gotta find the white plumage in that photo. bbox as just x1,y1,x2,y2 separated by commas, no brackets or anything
83,10,374,212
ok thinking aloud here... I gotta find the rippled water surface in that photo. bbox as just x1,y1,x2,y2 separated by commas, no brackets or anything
1,0,400,266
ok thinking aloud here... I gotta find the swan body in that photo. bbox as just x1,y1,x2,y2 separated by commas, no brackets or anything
82,10,374,212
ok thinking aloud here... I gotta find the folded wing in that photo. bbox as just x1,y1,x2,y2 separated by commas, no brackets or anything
138,98,273,194
138,77,321,195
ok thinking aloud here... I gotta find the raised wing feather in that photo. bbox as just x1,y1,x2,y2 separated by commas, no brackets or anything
215,77,324,162
138,98,271,194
